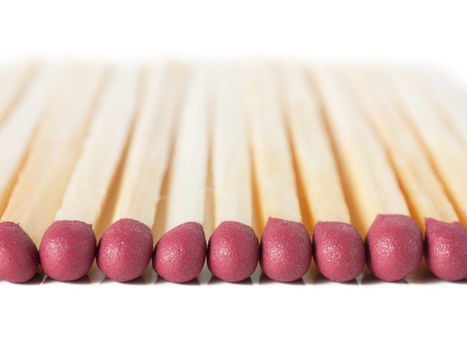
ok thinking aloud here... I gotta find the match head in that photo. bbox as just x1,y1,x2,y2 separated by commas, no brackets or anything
208,221,259,282
153,222,207,283
313,221,365,282
40,220,96,281
0,222,39,283
97,218,153,282
426,218,467,281
260,217,312,282
366,214,423,282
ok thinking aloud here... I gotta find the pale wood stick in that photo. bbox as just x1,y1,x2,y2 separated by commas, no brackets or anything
242,65,302,232
311,66,409,234
2,64,105,244
212,65,253,228
0,62,35,126
344,67,458,229
413,70,467,148
112,64,183,228
0,65,60,215
161,66,210,233
56,66,141,231
385,69,467,224
280,63,350,226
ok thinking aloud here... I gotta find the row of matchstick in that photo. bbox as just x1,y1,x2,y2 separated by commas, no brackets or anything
0,62,466,284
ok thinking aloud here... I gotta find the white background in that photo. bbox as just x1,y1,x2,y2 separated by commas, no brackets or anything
0,0,467,349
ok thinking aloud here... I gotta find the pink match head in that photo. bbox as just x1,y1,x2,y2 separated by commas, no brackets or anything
366,214,423,282
426,218,467,281
40,220,96,281
0,222,39,283
153,222,207,283
208,221,259,282
313,221,365,282
97,218,153,282
260,217,312,282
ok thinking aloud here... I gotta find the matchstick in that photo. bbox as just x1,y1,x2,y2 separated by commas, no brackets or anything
0,63,105,282
0,61,46,282
280,63,364,282
39,65,141,282
211,66,253,228
97,64,183,282
242,64,311,282
0,62,35,126
311,66,423,282
207,65,259,282
152,66,209,283
343,67,458,228
382,68,467,281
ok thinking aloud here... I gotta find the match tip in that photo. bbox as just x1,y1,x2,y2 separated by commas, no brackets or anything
97,218,153,282
313,221,365,282
426,217,467,281
40,220,96,281
0,222,39,283
208,221,259,282
153,221,207,283
366,214,423,282
260,217,312,282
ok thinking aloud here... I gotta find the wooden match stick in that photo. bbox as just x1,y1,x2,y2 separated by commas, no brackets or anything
242,64,311,282
97,64,184,282
343,67,458,228
160,66,209,231
207,65,259,282
0,65,60,216
211,66,253,228
152,66,209,283
0,64,54,282
311,66,423,282
0,62,35,126
280,63,364,282
385,69,467,225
